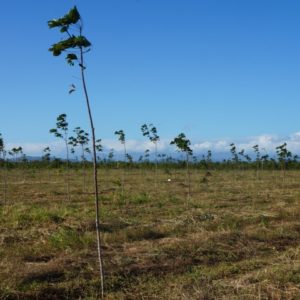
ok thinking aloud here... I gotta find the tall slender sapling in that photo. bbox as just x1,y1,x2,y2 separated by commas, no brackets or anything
253,144,261,178
141,123,160,188
95,139,103,163
115,129,127,197
42,147,52,181
50,113,71,200
229,143,239,166
48,7,104,297
69,127,90,192
170,133,193,200
276,142,292,181
0,133,7,204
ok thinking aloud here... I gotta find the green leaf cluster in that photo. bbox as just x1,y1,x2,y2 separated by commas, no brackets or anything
170,133,193,155
96,139,103,153
42,147,51,162
49,36,91,57
252,144,261,161
48,6,91,66
9,147,23,156
276,143,292,162
230,143,238,163
0,133,4,153
50,114,68,139
48,6,80,29
141,123,159,143
115,130,126,144
69,127,89,147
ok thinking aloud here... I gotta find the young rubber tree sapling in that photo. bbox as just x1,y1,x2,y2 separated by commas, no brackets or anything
0,133,7,204
108,148,114,163
70,127,90,192
95,139,103,163
48,7,104,294
114,130,127,198
229,143,239,167
252,144,261,178
50,113,71,200
276,142,292,181
170,133,193,201
42,146,52,181
141,123,160,188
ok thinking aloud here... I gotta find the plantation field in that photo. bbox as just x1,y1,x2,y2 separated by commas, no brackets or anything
0,168,300,299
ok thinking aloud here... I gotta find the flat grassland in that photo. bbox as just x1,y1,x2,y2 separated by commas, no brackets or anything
0,168,300,299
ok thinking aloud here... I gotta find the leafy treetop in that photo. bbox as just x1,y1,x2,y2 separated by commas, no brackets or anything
141,123,159,143
96,139,103,153
276,143,292,162
115,130,125,144
50,113,68,138
48,6,91,66
0,133,4,153
170,133,193,156
42,147,51,162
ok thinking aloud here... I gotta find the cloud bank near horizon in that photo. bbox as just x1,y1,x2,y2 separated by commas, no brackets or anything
5,132,300,158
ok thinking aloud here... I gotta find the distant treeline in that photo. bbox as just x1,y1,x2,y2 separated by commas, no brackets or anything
1,154,299,170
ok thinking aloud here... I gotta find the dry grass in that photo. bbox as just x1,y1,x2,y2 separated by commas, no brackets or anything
0,167,299,299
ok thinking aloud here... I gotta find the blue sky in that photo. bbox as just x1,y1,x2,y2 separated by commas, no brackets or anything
1,0,300,156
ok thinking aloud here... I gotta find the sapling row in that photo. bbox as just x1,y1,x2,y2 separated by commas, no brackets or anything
45,122,299,178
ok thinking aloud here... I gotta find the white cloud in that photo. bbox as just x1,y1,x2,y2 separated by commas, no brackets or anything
290,132,300,141
6,141,65,157
193,141,212,151
5,132,300,158
192,133,300,156
102,138,170,152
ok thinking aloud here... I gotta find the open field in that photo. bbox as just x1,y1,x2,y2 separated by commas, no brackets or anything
0,168,300,299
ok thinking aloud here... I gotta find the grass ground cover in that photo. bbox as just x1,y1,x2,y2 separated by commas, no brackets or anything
0,168,299,299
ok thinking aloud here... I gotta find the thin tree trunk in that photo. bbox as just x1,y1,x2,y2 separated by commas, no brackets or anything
186,152,191,202
4,165,7,205
122,143,126,199
48,162,51,182
65,138,70,201
81,145,86,193
154,142,158,190
2,153,7,205
22,161,26,184
256,161,259,180
80,47,104,299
